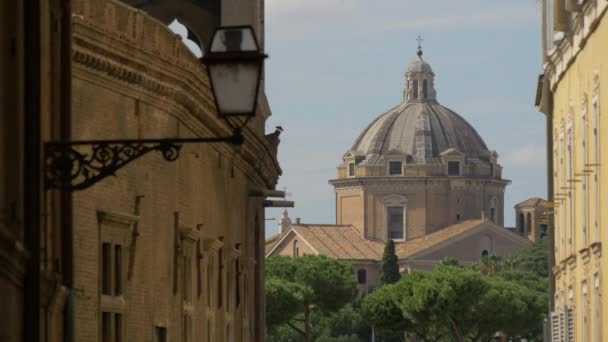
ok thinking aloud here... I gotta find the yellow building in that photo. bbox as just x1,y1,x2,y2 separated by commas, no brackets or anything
537,0,607,340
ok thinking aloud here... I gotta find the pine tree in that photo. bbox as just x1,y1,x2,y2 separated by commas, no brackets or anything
380,239,401,285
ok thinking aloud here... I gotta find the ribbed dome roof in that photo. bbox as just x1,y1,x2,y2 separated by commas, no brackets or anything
350,101,490,162
407,57,433,73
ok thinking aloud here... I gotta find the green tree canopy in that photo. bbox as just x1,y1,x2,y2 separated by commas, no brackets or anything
363,265,547,341
380,239,401,285
265,255,358,341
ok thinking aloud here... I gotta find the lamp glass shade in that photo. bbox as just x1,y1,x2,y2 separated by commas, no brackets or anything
208,62,260,116
210,27,258,53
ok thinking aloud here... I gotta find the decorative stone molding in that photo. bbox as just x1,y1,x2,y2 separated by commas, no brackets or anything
203,238,224,253
579,247,591,264
590,241,602,257
97,209,139,227
179,226,200,244
566,254,577,269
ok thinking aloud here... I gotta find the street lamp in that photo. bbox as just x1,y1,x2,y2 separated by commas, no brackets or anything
44,25,267,192
202,26,267,118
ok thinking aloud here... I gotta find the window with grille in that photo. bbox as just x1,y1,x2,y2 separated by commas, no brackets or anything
388,161,402,175
566,306,575,342
550,311,564,342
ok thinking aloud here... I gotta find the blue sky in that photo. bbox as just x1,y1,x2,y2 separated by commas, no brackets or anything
171,0,548,236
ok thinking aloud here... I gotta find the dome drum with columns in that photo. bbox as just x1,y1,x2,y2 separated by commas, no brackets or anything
330,47,510,242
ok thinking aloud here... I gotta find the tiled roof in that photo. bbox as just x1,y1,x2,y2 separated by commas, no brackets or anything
290,225,384,260
395,220,486,259
514,198,547,207
266,220,519,261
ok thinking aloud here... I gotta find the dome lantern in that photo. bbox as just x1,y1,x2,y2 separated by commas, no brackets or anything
404,36,436,103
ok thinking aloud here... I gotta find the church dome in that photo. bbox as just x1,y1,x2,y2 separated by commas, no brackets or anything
347,48,490,164
350,101,489,162
407,58,433,73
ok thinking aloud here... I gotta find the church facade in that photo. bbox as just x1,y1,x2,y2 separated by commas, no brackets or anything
267,47,530,293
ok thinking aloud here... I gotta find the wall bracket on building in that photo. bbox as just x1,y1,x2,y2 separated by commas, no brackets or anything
44,129,243,192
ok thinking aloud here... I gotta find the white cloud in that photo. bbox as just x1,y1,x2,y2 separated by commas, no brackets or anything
503,144,546,166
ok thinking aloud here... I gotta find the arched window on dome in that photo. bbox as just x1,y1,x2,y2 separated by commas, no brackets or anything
518,213,525,235
423,79,428,99
526,213,532,237
413,79,419,99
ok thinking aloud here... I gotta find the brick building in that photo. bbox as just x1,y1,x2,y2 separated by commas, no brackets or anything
1,0,280,341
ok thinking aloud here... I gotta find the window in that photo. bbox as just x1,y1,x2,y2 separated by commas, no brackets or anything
387,207,404,240
207,256,214,307
423,79,428,99
101,312,122,342
97,211,134,342
217,248,223,308
518,213,525,234
413,79,418,99
594,274,601,342
481,250,489,257
235,257,241,308
456,214,461,221
489,208,496,223
357,269,367,284
182,314,192,342
155,327,167,342
526,213,532,236
348,162,355,177
583,281,589,342
447,161,460,176
102,243,112,295
388,161,403,175
293,240,299,257
568,125,574,252
593,93,600,241
182,255,192,302
582,100,589,246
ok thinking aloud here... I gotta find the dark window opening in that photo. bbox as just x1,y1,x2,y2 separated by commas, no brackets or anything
102,243,112,295
348,163,355,177
389,161,403,175
518,213,525,234
155,327,167,342
456,214,461,221
357,269,367,284
447,161,460,176
413,79,419,99
423,79,428,99
101,312,112,342
481,250,489,257
218,248,223,308
526,213,532,235
114,245,122,296
490,208,496,223
388,207,404,240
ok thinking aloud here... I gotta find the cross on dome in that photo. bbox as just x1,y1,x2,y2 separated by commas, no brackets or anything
417,34,423,57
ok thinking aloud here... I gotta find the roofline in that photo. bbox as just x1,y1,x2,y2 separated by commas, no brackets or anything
265,228,320,258
330,176,511,187
402,221,531,260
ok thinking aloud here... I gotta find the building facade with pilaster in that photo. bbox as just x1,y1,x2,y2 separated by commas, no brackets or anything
537,0,607,340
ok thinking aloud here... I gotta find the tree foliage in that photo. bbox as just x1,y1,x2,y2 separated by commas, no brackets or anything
265,255,358,341
511,238,549,277
363,265,547,341
380,239,401,285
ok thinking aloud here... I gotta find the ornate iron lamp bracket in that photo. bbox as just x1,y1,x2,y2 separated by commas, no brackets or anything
45,129,243,192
